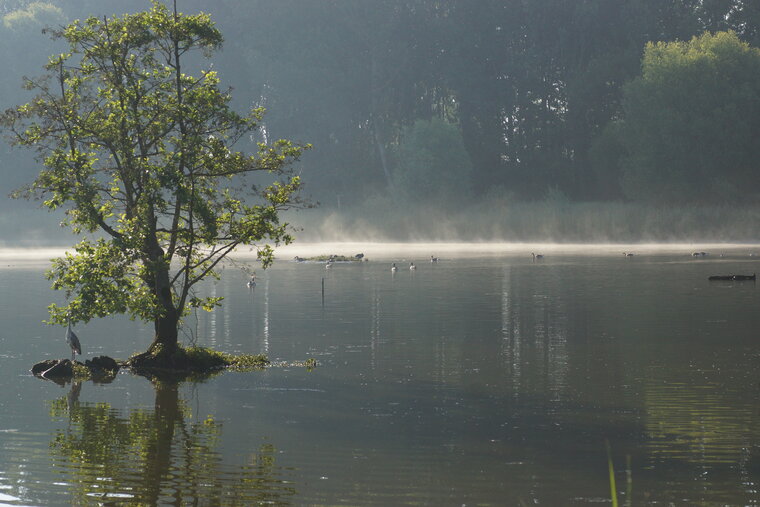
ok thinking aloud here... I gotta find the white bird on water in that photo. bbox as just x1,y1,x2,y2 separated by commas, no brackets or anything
410,262,416,270
391,263,398,273
247,274,256,287
66,321,81,361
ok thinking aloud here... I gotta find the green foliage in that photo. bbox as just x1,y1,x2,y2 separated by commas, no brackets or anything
47,238,156,324
619,31,760,202
392,118,473,203
2,2,307,347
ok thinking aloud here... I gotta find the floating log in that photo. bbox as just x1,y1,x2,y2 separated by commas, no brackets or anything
708,273,756,281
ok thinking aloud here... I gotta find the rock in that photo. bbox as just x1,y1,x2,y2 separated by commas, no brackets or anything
31,359,59,376
32,355,122,383
40,359,74,378
85,355,119,372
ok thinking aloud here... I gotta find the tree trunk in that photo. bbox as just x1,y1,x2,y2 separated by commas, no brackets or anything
372,125,394,192
146,214,180,354
149,266,179,353
151,307,179,352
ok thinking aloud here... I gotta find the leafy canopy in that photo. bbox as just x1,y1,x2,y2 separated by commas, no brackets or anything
392,118,473,204
620,31,760,202
2,1,309,330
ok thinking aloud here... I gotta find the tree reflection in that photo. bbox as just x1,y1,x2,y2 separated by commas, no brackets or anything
48,380,295,505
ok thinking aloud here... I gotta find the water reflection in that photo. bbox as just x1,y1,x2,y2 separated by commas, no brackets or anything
500,266,569,402
262,276,271,355
46,379,295,505
4,252,760,504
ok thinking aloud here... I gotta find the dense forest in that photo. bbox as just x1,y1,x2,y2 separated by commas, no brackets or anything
2,0,760,242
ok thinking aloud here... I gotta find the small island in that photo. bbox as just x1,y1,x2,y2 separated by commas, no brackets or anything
295,253,367,262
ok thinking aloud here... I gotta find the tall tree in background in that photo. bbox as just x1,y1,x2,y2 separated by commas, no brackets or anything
2,1,307,358
218,0,444,204
392,118,473,204
619,31,760,202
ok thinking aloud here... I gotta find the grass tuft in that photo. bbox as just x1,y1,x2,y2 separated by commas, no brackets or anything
71,362,93,380
606,439,619,507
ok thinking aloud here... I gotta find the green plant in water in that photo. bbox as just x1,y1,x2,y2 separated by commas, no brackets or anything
71,362,92,381
606,439,618,507
69,360,119,382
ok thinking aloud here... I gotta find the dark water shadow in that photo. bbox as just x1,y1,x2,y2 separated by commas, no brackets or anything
47,378,296,505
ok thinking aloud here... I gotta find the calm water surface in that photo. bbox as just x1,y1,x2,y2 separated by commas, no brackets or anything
1,244,760,505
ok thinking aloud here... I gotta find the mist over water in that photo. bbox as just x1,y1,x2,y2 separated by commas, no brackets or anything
284,202,760,244
270,241,760,262
2,241,760,269
5,197,760,249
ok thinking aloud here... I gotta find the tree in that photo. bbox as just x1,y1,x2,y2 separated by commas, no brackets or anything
392,118,473,204
1,1,308,359
618,31,760,202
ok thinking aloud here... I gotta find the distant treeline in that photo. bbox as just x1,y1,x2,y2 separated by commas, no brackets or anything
1,1,760,240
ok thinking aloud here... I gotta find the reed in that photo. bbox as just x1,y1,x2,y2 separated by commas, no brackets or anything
606,439,619,507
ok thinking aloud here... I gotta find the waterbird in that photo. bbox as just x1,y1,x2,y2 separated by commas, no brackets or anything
531,252,543,261
355,253,364,260
410,262,416,270
391,263,398,273
623,252,634,257
247,274,256,288
325,260,333,269
430,255,439,263
66,321,81,361
294,256,305,262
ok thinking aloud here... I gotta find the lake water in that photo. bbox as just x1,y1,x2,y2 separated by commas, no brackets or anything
1,243,760,505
